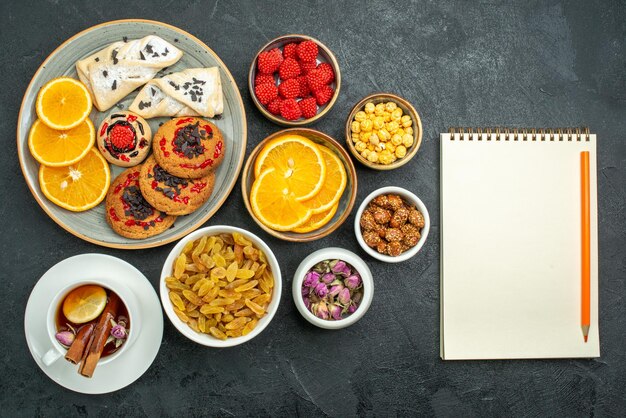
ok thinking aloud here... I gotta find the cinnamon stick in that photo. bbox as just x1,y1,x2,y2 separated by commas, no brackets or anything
78,293,121,378
64,323,95,364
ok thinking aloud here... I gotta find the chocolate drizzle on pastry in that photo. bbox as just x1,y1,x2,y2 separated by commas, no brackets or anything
182,78,207,103
172,122,212,159
121,186,154,221
149,165,189,199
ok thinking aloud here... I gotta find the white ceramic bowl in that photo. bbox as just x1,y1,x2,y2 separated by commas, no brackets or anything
292,247,373,329
160,226,282,347
354,186,430,263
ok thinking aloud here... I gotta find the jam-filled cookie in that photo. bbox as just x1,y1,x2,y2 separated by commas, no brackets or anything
105,166,176,239
97,111,152,167
138,155,215,216
152,117,225,178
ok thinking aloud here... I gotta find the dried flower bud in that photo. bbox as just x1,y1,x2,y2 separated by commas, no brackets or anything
303,296,311,310
330,278,344,286
344,274,361,289
321,273,335,284
111,324,127,340
338,288,351,305
348,304,358,314
329,284,343,297
117,316,129,328
329,303,343,320
301,286,310,297
313,302,329,320
313,261,330,274
314,282,329,298
353,291,363,304
55,330,75,347
303,271,321,287
331,260,351,276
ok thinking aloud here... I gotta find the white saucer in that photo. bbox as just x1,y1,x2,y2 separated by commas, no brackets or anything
24,254,163,394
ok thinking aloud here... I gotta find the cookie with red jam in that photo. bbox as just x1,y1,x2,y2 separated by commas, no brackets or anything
105,166,176,239
97,111,152,167
138,155,215,216
152,117,225,178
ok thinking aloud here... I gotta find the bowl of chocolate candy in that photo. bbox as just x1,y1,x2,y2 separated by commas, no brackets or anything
354,186,429,263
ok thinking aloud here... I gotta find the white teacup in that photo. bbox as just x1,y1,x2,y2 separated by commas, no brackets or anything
42,278,141,367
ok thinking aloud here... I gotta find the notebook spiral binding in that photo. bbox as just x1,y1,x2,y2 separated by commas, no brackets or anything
448,126,591,141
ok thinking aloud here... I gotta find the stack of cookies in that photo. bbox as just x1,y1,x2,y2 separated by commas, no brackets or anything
105,117,226,239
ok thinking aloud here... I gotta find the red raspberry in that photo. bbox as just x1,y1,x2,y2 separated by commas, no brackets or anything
254,82,278,105
313,85,334,106
109,124,135,149
298,97,317,119
255,73,275,86
267,98,282,115
279,98,302,120
296,40,318,62
278,78,301,99
257,48,283,74
296,75,310,97
283,43,298,59
306,68,326,92
279,58,301,80
316,62,335,84
299,60,317,75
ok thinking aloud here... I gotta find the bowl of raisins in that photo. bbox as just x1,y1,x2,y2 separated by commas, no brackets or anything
354,186,429,262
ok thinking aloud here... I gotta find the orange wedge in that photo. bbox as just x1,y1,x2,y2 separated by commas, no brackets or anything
28,118,95,167
291,203,339,233
301,146,346,214
254,134,326,201
250,167,313,231
36,77,92,130
39,147,110,212
62,285,108,324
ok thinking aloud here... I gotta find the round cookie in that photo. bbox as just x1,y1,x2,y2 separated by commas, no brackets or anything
97,111,152,167
139,155,215,216
152,117,225,178
105,166,176,239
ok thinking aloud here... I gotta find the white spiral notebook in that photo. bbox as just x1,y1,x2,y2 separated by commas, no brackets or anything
440,127,600,360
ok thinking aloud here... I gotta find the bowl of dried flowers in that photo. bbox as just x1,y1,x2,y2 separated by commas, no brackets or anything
292,247,373,329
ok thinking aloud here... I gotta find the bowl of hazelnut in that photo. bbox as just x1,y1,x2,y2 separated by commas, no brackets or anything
345,93,422,170
354,186,429,263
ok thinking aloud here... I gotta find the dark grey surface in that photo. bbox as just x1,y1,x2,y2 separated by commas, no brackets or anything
1,0,625,416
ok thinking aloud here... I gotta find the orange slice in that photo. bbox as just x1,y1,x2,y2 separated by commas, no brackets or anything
62,285,108,324
36,77,92,130
28,118,95,167
250,167,313,231
291,203,339,233
254,134,326,201
39,147,111,212
301,146,347,214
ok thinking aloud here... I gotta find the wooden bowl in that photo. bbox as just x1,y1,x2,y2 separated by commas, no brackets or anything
241,128,357,242
248,34,341,126
345,93,423,170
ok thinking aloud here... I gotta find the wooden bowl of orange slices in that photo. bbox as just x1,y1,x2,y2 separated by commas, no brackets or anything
242,128,357,242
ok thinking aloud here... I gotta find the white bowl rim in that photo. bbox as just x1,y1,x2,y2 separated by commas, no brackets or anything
292,247,373,329
159,225,282,347
353,186,430,263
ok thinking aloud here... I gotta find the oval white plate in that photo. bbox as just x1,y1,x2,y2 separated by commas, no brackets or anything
24,253,163,394
16,19,247,249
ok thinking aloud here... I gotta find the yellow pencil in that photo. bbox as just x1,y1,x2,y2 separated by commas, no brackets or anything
580,151,590,343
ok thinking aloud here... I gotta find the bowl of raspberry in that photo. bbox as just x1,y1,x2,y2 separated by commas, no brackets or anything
248,34,341,126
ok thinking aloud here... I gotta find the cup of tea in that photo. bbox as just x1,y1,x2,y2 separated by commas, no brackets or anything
41,278,141,377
